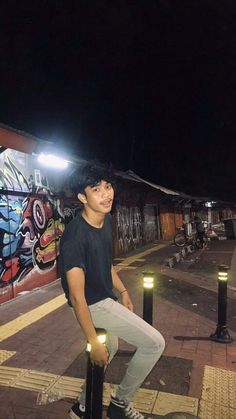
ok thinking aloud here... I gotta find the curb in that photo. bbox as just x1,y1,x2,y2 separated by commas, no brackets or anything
165,244,194,268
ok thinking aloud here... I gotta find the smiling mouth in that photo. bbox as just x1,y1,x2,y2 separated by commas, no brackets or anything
101,199,113,206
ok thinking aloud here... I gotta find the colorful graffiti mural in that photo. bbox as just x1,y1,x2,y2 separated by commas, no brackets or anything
19,196,64,269
0,194,24,282
0,194,65,286
0,156,30,192
0,157,65,300
63,204,81,224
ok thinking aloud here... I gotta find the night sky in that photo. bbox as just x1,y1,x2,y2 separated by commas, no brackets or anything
1,1,236,201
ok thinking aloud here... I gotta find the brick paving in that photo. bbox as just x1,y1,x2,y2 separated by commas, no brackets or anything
0,239,236,418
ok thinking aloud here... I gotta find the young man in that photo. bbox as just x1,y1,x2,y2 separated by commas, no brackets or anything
60,163,165,419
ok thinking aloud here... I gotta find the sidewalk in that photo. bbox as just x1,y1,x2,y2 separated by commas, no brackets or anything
0,239,236,418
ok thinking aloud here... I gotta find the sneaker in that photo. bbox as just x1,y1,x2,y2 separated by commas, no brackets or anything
107,395,150,419
68,402,86,419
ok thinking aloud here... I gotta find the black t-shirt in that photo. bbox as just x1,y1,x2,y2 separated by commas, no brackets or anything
59,213,117,306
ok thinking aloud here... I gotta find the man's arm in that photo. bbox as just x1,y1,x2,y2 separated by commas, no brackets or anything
111,265,134,312
67,267,109,366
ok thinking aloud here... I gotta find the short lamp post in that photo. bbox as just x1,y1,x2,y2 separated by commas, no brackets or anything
86,328,107,419
210,265,233,343
143,272,155,325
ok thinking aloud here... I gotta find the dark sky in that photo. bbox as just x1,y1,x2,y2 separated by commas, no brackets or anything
1,1,236,201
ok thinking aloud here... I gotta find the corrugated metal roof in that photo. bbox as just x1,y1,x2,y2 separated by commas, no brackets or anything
115,170,180,196
0,122,235,206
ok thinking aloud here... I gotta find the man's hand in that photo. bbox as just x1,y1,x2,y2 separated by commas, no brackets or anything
90,340,109,367
121,291,134,312
111,266,134,311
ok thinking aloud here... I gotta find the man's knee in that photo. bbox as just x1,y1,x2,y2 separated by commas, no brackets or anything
143,330,165,356
107,335,119,362
150,331,165,355
157,334,165,354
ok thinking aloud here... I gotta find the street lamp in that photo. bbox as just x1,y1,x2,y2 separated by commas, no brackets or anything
210,265,233,343
143,272,155,325
37,153,69,169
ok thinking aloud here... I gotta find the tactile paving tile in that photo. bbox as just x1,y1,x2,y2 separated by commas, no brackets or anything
0,350,16,364
201,365,236,409
0,294,66,342
1,368,156,414
133,388,158,413
1,364,201,417
13,369,59,392
199,400,236,419
48,375,84,399
103,382,117,406
0,365,25,387
152,391,199,416
102,383,157,413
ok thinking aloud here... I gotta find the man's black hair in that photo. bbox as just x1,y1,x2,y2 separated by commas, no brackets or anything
70,161,115,196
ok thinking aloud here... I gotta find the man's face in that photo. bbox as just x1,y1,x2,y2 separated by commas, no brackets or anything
79,180,114,214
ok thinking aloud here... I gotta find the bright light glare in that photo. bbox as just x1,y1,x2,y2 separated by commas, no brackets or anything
143,277,154,282
143,283,154,289
87,334,107,352
205,201,216,208
218,272,228,281
37,153,68,169
143,278,154,290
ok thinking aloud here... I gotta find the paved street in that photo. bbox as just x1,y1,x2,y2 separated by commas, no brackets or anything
0,238,236,418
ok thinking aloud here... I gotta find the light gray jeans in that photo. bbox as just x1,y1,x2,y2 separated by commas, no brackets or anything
78,297,165,405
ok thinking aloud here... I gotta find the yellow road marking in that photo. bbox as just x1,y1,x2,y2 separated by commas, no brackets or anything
0,350,16,365
0,294,66,342
115,244,166,272
1,244,166,341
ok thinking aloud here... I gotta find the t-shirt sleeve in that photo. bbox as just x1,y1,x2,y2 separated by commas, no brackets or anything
60,238,86,274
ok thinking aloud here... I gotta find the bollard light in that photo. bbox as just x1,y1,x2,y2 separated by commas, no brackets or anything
143,274,154,289
142,272,155,325
86,331,107,352
86,328,107,419
210,265,233,343
218,268,228,281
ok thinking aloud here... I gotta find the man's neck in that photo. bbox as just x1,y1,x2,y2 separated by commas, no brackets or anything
82,208,105,228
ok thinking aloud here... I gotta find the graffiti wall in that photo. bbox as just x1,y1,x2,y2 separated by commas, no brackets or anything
115,205,142,255
143,205,159,243
62,202,156,257
63,200,82,225
0,151,65,303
